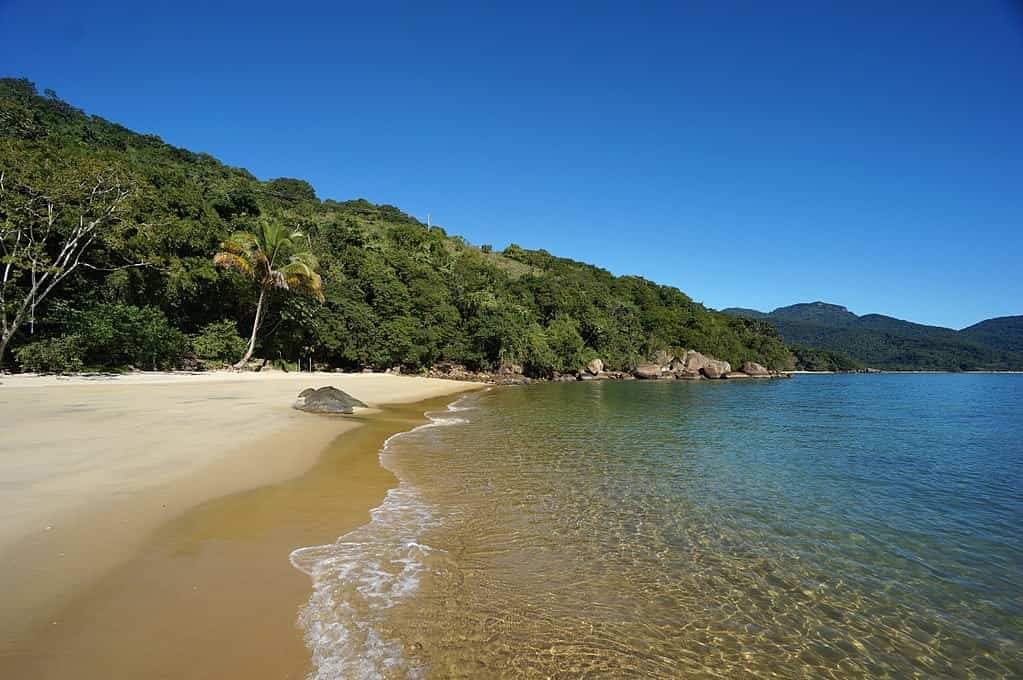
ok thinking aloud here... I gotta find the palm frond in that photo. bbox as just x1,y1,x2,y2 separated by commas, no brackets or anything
213,251,256,279
281,258,324,301
221,230,260,255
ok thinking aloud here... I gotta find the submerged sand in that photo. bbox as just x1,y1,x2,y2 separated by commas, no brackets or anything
0,371,480,675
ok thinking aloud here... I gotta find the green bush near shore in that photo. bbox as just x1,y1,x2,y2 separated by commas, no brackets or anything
191,320,248,366
15,337,85,374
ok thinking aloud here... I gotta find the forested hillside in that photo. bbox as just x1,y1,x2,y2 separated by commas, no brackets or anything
723,303,1023,371
0,79,793,376
960,316,1023,355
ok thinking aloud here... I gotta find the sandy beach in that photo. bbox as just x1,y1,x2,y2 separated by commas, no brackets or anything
0,371,480,677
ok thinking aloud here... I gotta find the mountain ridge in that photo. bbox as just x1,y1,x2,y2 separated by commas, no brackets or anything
721,303,1023,371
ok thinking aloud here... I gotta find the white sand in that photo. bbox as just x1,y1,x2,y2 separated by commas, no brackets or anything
0,371,481,648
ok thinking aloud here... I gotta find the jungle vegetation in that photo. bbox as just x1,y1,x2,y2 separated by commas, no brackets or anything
1,78,795,375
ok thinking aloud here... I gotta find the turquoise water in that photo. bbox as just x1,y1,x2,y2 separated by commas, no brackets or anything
294,375,1022,678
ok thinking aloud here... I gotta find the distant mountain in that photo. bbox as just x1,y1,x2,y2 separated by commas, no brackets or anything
768,302,858,327
721,302,1023,371
718,307,767,320
960,316,1023,354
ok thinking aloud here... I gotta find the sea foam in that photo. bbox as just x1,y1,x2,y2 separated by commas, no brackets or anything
289,396,473,679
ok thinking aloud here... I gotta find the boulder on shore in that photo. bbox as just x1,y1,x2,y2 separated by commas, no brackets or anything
668,357,686,373
293,386,368,414
633,363,662,380
724,372,751,379
741,361,770,377
683,350,712,373
586,358,604,375
677,370,703,380
700,359,731,379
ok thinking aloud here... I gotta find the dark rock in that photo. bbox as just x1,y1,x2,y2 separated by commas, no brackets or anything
293,386,368,414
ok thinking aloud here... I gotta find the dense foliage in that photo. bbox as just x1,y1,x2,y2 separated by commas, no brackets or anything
0,79,794,374
723,303,1023,371
959,316,1023,355
788,346,864,372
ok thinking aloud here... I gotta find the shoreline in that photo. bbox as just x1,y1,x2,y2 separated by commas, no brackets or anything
0,372,481,675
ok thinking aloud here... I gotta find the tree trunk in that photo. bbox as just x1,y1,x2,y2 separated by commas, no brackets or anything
234,287,267,369
0,332,10,370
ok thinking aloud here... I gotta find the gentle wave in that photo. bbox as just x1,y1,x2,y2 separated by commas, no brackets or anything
289,397,475,679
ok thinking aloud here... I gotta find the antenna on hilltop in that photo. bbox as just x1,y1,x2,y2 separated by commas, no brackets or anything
426,212,431,228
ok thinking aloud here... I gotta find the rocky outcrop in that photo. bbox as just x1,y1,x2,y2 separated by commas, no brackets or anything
426,362,495,382
700,359,731,379
586,358,604,375
683,351,712,373
495,376,531,385
677,370,703,380
293,386,368,414
651,350,673,367
741,361,770,377
633,363,663,380
668,357,686,373
498,362,524,376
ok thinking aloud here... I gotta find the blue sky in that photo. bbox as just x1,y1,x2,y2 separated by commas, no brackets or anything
2,1,1021,328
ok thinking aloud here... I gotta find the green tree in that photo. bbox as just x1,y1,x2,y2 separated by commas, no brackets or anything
214,218,323,368
0,142,139,366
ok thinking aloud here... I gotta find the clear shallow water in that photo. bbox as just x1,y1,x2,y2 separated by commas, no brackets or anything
292,375,1023,678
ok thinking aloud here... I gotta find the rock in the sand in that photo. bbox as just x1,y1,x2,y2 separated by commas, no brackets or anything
701,360,731,379
586,358,604,375
633,363,662,380
293,386,368,414
741,361,770,377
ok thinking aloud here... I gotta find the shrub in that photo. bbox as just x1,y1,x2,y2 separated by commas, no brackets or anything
192,320,247,365
544,317,586,372
73,303,187,369
15,336,85,374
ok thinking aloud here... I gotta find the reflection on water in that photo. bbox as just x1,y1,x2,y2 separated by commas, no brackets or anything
294,376,1023,678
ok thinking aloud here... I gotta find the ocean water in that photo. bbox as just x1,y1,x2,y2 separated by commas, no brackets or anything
291,375,1023,678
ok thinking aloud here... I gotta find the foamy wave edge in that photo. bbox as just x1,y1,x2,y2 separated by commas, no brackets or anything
288,394,476,679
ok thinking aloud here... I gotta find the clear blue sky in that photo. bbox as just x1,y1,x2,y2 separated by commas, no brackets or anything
2,1,1021,329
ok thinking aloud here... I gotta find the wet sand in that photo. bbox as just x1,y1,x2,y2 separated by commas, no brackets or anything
0,372,480,677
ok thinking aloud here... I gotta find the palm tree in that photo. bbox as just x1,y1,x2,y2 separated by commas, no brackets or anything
214,218,324,368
